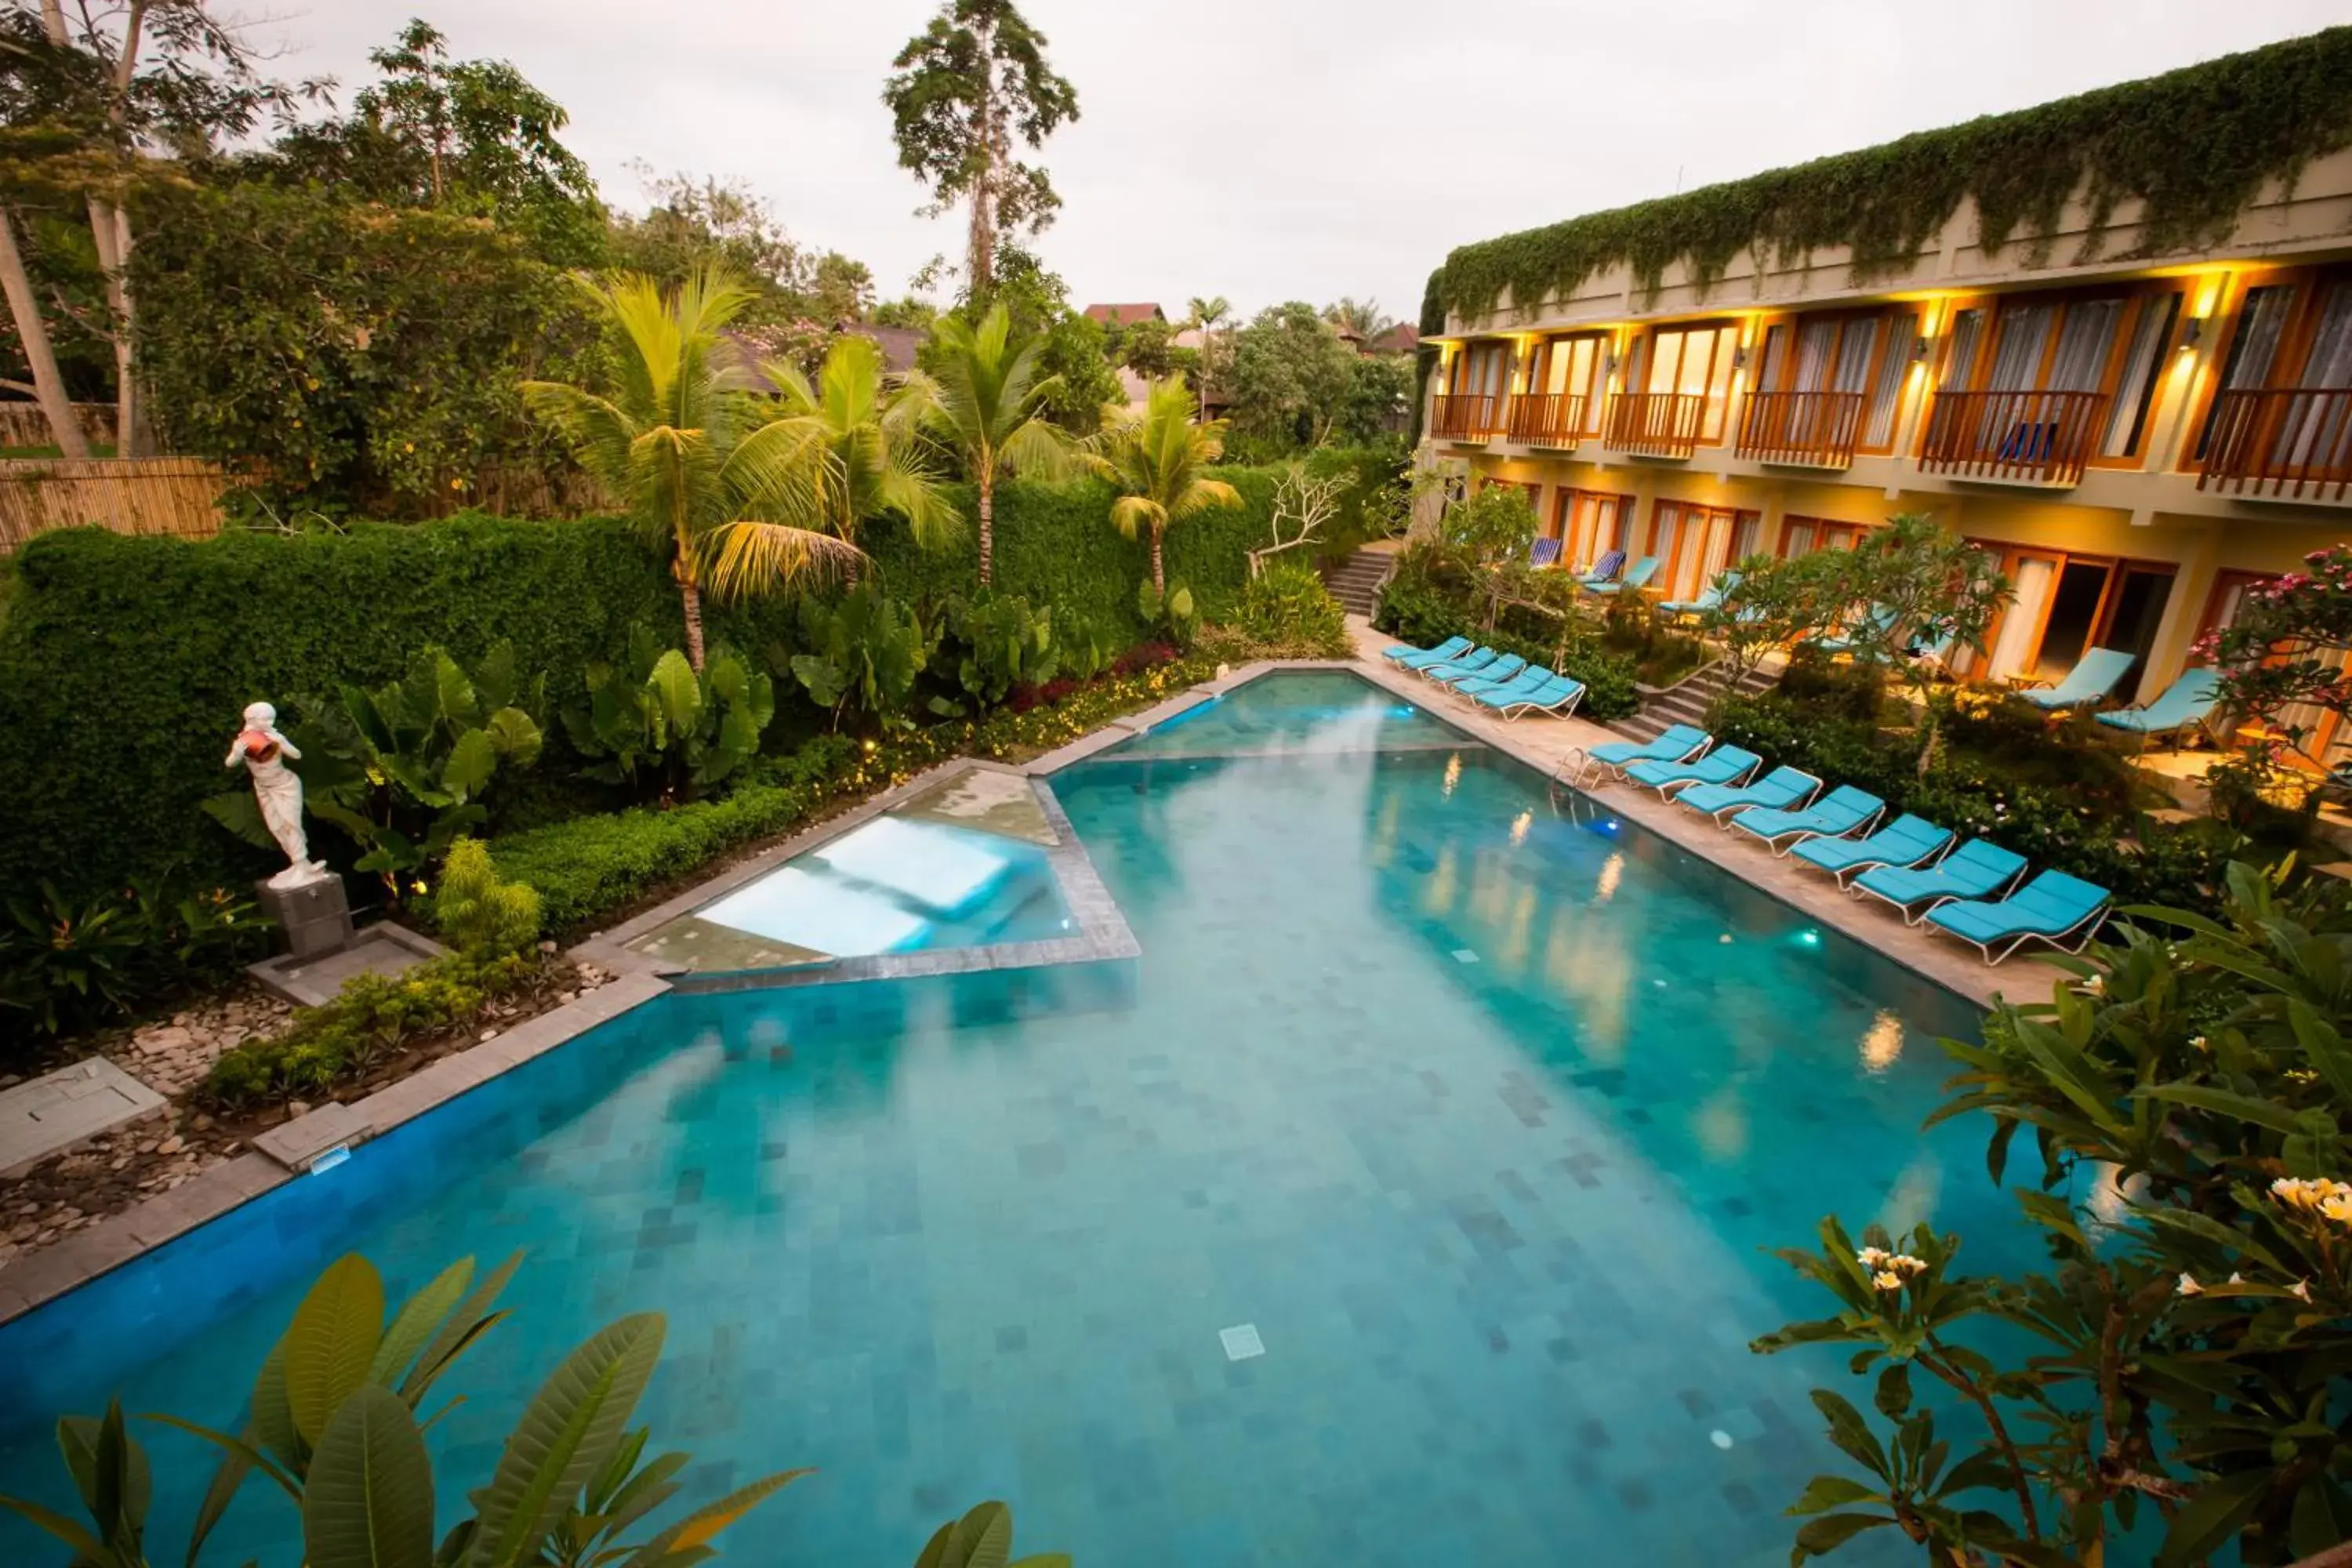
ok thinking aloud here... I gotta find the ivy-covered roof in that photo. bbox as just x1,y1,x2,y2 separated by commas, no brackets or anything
1420,26,2352,336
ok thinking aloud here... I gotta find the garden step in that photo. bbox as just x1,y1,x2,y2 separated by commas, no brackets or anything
1323,548,1395,618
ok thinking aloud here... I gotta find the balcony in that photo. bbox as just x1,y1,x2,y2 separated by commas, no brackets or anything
1603,393,1707,459
1917,389,2108,487
1736,390,1864,469
1429,394,1503,443
2198,388,2352,504
1505,393,1588,447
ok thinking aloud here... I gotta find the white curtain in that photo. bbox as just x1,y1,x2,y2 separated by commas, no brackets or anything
1987,304,2056,390
1833,321,1880,393
2277,282,2352,471
1864,310,1917,447
2049,299,2123,392
2102,296,2178,456
1940,310,1985,390
1795,321,1838,392
1990,559,2056,680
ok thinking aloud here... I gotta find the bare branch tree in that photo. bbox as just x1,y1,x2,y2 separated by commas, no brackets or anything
1247,461,1347,577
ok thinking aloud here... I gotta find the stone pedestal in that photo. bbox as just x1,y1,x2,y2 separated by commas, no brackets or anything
256,874,354,960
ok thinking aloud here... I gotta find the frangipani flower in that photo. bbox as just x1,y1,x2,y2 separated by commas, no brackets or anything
2177,1273,2203,1296
1873,1270,1904,1293
1857,1247,1892,1269
1891,1254,1929,1276
2294,1279,2314,1303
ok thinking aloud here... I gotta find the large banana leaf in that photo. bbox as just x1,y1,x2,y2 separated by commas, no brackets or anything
284,1255,387,1448
464,1313,666,1568
306,1385,436,1568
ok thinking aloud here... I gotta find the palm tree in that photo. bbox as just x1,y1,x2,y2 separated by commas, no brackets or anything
926,303,1074,586
1323,297,1393,340
1185,295,1230,423
754,333,960,566
521,268,857,669
1088,378,1240,595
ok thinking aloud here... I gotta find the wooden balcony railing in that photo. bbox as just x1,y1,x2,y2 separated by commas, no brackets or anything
2198,387,2352,504
1917,389,2109,486
1736,390,1865,468
1603,392,1708,458
1504,392,1588,446
1429,394,1502,441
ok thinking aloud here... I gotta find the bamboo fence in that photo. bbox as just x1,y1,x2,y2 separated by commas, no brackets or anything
0,400,118,450
0,458,229,550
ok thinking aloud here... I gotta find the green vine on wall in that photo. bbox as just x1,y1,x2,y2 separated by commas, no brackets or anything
1421,25,2352,330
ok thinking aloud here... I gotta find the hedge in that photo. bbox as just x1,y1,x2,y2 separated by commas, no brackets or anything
0,474,1281,902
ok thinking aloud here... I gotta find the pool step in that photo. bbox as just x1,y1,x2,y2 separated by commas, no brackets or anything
1323,548,1396,618
1606,660,1779,743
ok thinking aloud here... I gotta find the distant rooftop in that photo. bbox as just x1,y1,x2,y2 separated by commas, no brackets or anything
1083,303,1167,327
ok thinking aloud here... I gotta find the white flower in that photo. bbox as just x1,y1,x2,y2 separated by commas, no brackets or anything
2294,1279,2314,1303
1857,1247,1891,1269
2188,1035,2209,1052
1892,1254,1929,1276
1873,1270,1904,1292
2177,1273,2203,1296
2082,974,2106,996
2229,1272,2245,1285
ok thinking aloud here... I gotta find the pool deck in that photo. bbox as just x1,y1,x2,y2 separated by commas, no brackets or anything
0,648,2064,1324
1338,620,2069,1011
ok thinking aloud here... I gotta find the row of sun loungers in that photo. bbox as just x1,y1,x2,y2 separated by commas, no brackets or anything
1378,636,1588,720
1566,724,2111,964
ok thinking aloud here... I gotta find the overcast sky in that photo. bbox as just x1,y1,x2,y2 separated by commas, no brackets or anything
270,1,2350,327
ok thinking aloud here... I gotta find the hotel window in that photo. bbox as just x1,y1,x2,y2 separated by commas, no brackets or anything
1448,341,1511,401
2194,268,2352,466
1646,501,1758,602
1754,309,1919,451
2197,568,2343,766
1555,489,1633,572
1637,321,1741,441
1937,288,2187,463
1527,333,1607,434
1777,515,1868,557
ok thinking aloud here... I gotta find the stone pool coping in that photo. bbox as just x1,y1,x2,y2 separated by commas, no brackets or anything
0,652,2053,1323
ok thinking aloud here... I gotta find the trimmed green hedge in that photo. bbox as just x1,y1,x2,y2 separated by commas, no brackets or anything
0,475,1279,902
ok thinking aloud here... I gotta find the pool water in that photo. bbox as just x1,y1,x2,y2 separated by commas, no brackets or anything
0,672,2038,1567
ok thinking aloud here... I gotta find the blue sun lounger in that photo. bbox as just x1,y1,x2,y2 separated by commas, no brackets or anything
1624,743,1761,799
1417,645,1501,682
1586,555,1660,599
2016,647,2135,712
1431,651,1524,689
1924,869,2112,964
1791,814,1955,887
1486,674,1585,720
1675,765,1820,824
2094,666,2223,748
1728,785,1885,855
1530,536,1563,568
1457,662,1551,701
1558,723,1710,787
1812,604,1895,657
1575,549,1628,593
1384,634,1472,669
1659,571,1740,622
1850,840,2028,925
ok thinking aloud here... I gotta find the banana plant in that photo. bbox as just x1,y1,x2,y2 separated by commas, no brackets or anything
562,625,775,804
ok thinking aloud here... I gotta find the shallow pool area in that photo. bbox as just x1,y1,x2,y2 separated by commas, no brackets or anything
0,670,2042,1567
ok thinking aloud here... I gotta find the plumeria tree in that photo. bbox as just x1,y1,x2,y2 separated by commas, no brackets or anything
2204,544,2352,755
1756,864,2352,1568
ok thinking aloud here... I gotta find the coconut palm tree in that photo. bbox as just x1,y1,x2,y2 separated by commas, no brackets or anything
754,333,960,566
521,267,856,669
1185,294,1230,422
926,303,1073,586
1088,377,1240,595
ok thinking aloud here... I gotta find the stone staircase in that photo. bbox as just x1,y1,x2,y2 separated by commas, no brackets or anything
1608,659,1780,743
1323,548,1396,618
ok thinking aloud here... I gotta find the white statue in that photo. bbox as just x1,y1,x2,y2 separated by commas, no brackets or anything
225,702,328,889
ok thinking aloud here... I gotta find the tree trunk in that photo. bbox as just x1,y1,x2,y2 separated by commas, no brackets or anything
678,575,707,670
967,20,998,294
0,205,93,459
978,469,994,586
91,199,145,456
1151,528,1166,596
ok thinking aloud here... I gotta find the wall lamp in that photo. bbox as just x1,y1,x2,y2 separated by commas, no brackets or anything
2179,318,2206,352
1911,334,1936,363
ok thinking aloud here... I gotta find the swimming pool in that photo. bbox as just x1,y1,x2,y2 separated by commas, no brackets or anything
0,670,2032,1566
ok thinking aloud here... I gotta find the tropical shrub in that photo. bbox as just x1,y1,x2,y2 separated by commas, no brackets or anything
1136,579,1199,650
1755,865,2352,1568
0,875,269,1052
564,627,775,801
294,644,546,898
430,838,543,960
1370,546,1640,721
3,1250,798,1568
943,591,1058,709
1236,560,1349,656
781,586,940,730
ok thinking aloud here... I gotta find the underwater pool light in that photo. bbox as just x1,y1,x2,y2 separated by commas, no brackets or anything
1798,929,1822,948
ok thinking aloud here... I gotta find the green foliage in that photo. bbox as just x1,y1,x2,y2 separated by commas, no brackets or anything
490,655,1209,934
1425,28,2352,323
2206,543,2352,750
129,182,596,514
946,590,1058,707
294,642,546,895
913,1500,1069,1568
1370,545,1639,720
782,586,939,729
1136,578,1198,650
4,1250,808,1568
430,839,543,960
0,875,268,1053
1755,867,2352,1567
1225,302,1364,452
1439,487,1539,572
1236,561,1349,657
564,627,775,801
